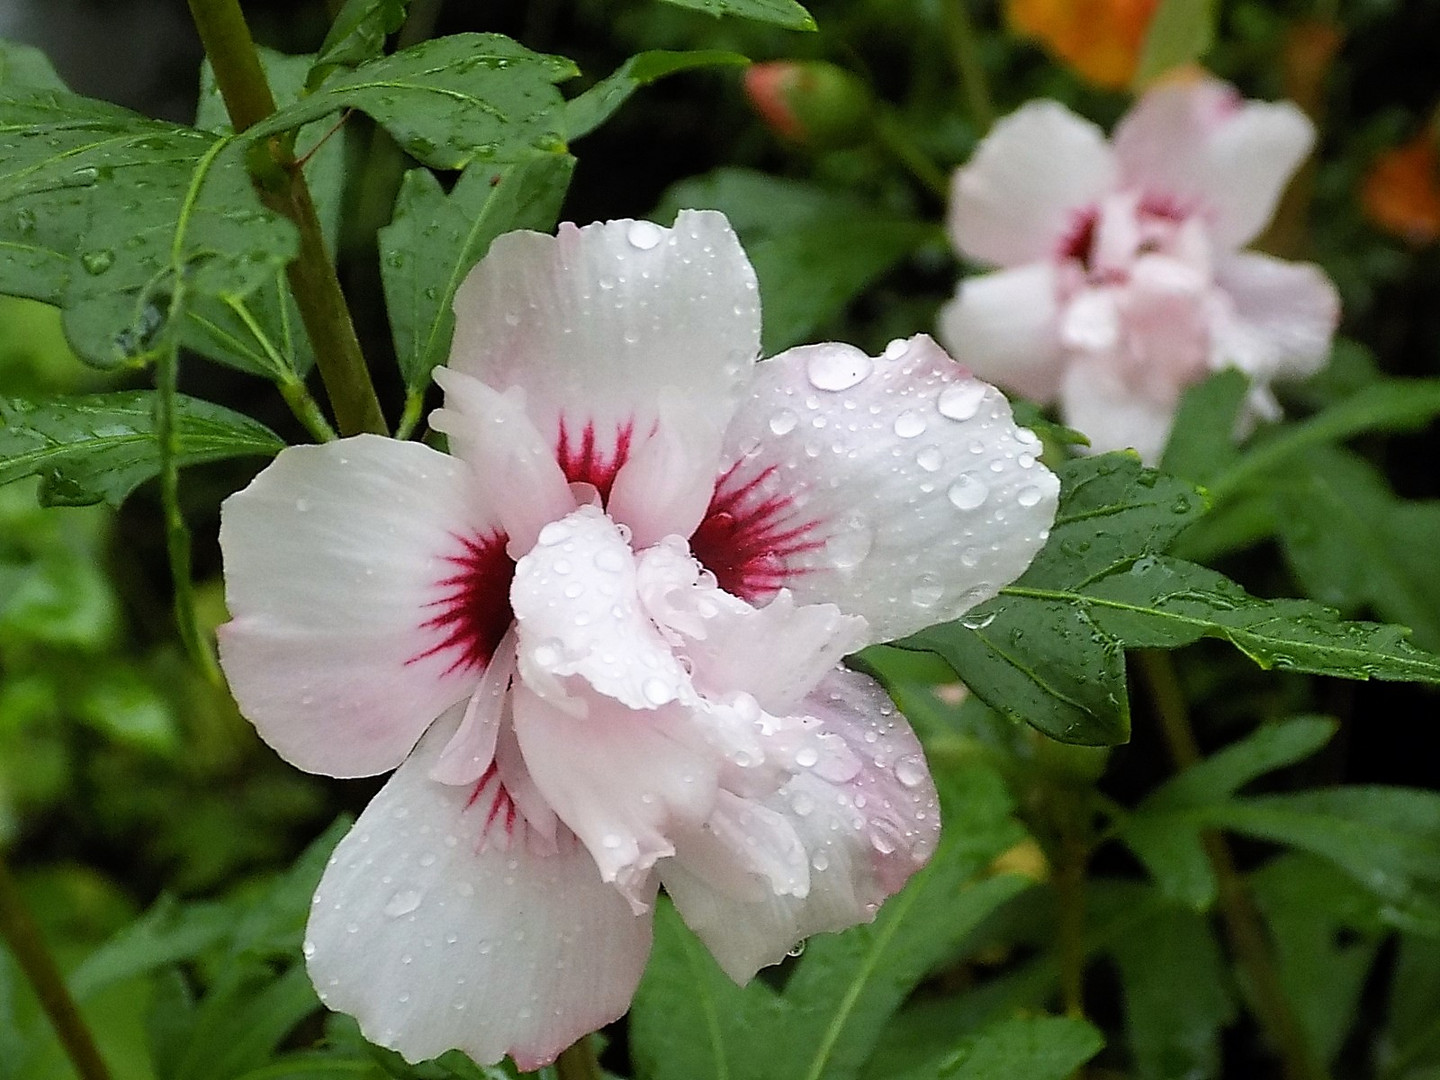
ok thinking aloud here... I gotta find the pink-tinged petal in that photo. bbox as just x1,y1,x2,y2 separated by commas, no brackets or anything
305,717,652,1070
1112,254,1213,397
1212,251,1339,381
606,397,725,548
448,210,760,488
1059,356,1176,464
429,628,516,787
1113,78,1314,250
668,790,811,903
661,669,939,983
429,369,575,555
218,436,508,778
634,538,867,715
938,263,1065,403
948,100,1117,267
510,506,692,713
511,685,719,910
700,336,1059,644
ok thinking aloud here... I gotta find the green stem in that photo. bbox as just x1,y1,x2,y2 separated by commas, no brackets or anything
0,857,113,1080
1054,804,1090,1022
395,389,427,441
279,379,339,442
185,0,388,438
873,111,951,200
555,1038,603,1080
155,345,225,686
942,0,996,134
1138,650,1330,1080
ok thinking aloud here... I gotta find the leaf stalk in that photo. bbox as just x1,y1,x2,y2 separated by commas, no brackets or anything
0,856,114,1080
185,0,388,438
1138,649,1330,1080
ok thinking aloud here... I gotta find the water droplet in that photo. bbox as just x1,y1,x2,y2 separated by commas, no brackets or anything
642,677,676,705
916,446,944,472
882,338,909,360
805,346,872,392
791,792,815,816
910,575,944,608
895,755,928,788
80,249,114,275
787,940,807,958
769,409,799,435
383,889,423,918
602,834,623,849
627,220,663,250
824,522,873,569
1017,485,1045,508
295,498,310,512
947,474,988,510
537,520,571,546
893,410,926,438
795,747,819,768
938,381,987,421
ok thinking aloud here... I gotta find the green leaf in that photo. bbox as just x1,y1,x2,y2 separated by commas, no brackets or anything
1147,716,1336,812
903,454,1205,745
1206,378,1440,502
1384,935,1440,1076
1158,368,1247,485
250,34,577,169
0,89,297,366
654,0,817,30
629,898,767,1080
0,40,68,92
631,765,1028,1080
1107,902,1234,1080
1271,445,1440,652
1250,854,1388,1065
565,50,749,141
890,1016,1104,1080
379,155,574,402
1133,0,1219,87
0,392,284,507
69,896,237,1000
309,0,412,88
171,964,320,1080
1198,787,1440,934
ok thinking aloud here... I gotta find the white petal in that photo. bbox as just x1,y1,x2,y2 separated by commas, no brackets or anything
1113,78,1314,250
1212,252,1339,381
701,336,1059,644
938,263,1065,402
219,436,502,778
510,505,692,713
429,369,575,555
606,396,726,549
1060,357,1177,464
511,685,719,910
305,719,653,1071
447,211,760,495
948,100,1117,267
662,669,939,983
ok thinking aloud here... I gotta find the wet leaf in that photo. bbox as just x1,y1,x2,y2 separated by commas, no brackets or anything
0,392,284,507
565,50,749,141
250,34,577,169
654,0,817,31
0,88,296,367
379,155,574,402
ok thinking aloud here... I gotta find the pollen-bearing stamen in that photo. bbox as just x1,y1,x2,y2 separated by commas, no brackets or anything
413,531,516,675
691,462,824,602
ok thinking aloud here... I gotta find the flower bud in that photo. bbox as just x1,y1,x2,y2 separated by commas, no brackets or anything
743,61,873,148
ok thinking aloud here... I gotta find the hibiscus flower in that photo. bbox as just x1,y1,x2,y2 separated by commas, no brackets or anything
218,211,1058,1069
940,77,1341,463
